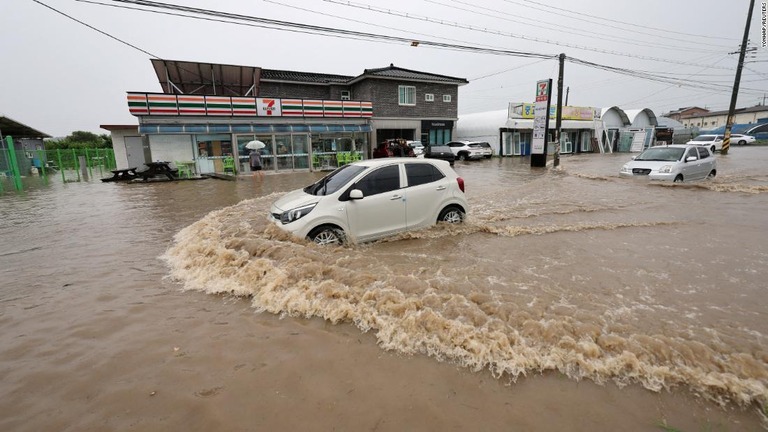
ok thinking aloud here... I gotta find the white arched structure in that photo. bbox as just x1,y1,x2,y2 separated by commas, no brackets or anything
600,106,630,128
625,108,658,128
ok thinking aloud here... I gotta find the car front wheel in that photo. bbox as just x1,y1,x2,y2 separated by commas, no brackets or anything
738,140,746,145
710,145,716,153
458,153,467,161
674,174,684,183
307,226,345,246
438,206,465,224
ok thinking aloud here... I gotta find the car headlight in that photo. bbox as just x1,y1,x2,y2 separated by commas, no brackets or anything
620,165,630,173
658,165,673,173
280,203,317,224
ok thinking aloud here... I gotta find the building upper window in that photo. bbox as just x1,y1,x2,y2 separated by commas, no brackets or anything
425,93,434,102
340,90,351,101
443,94,452,103
399,86,416,106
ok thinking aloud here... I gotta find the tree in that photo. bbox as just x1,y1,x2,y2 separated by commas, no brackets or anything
45,131,113,150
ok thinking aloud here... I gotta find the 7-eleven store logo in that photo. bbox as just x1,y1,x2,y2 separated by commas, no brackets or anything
256,98,282,116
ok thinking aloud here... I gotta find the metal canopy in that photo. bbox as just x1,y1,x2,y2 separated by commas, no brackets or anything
151,59,261,96
0,115,50,139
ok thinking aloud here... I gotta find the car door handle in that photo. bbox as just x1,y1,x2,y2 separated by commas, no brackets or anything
390,194,402,200
435,185,446,191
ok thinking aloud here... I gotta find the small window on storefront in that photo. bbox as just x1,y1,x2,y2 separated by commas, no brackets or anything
425,93,434,102
399,86,416,106
443,94,451,103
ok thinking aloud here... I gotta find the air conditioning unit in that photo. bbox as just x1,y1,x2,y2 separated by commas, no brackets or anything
340,90,351,101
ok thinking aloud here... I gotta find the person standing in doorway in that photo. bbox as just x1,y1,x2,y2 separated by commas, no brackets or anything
249,149,264,179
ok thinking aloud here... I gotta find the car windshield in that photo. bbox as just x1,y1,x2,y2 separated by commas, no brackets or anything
634,147,685,161
692,135,715,141
304,164,367,196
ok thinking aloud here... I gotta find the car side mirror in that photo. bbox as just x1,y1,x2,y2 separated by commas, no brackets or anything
686,156,698,162
349,189,364,200
631,156,637,160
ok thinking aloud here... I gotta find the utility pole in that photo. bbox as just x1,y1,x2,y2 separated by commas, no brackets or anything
722,0,755,155
553,53,565,168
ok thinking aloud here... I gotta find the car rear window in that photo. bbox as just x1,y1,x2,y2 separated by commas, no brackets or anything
405,163,445,187
428,146,451,153
692,135,716,141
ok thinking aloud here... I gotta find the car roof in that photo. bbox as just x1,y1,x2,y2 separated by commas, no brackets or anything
647,144,699,149
352,157,446,168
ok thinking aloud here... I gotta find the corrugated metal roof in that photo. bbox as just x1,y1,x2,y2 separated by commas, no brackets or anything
151,59,262,96
149,60,468,95
0,115,50,138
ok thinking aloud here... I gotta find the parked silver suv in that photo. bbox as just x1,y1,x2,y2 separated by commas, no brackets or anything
446,141,486,161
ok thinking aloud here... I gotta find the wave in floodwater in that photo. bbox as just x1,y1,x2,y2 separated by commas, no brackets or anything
161,194,768,415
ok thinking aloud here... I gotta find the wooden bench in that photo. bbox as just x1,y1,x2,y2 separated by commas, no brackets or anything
101,167,138,182
136,162,178,181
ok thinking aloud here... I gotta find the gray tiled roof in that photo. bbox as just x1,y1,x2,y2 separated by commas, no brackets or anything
261,69,353,84
360,64,468,84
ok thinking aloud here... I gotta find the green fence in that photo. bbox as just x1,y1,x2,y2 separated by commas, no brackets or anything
0,136,116,191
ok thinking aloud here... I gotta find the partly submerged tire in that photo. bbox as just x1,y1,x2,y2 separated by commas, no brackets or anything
458,153,467,161
738,140,746,145
307,226,345,246
674,174,684,183
438,206,465,224
707,170,716,179
710,145,716,153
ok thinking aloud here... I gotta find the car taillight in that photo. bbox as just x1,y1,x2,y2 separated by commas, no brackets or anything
456,177,465,193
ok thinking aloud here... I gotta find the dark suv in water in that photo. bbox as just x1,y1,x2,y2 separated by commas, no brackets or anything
424,145,456,166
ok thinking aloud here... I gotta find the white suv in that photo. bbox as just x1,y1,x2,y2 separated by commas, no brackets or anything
270,158,468,245
446,141,486,161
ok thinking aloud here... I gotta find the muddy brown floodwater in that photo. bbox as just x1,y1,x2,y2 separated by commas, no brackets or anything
1,148,767,431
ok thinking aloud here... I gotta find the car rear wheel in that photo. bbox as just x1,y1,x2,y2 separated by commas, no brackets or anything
458,153,467,161
674,174,684,183
707,170,716,179
307,225,345,246
438,206,465,224
738,140,746,145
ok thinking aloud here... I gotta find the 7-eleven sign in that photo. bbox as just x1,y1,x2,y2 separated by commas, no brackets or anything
256,98,282,116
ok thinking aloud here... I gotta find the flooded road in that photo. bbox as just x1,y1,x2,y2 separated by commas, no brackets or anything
1,148,767,431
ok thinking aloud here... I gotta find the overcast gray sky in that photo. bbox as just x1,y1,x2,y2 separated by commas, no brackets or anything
1,0,766,137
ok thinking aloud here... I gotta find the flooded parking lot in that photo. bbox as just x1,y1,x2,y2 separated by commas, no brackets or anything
1,148,767,431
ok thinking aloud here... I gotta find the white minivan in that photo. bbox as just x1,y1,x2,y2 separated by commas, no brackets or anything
270,158,468,245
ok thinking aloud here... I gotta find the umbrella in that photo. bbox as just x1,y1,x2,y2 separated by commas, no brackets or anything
245,140,266,150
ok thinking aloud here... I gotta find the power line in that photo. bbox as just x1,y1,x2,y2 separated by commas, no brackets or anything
103,0,556,59
321,0,736,69
424,0,732,52
510,0,736,42
49,0,761,99
31,0,159,58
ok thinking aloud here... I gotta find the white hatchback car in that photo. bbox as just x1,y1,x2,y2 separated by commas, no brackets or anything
619,144,717,182
270,158,468,245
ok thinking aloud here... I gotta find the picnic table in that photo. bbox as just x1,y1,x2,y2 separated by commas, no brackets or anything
101,167,138,182
136,161,178,181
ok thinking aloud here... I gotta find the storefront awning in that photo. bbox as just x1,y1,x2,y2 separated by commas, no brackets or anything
138,123,372,134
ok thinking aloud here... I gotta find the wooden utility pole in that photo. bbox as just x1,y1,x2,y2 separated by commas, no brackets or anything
722,0,755,155
553,53,565,168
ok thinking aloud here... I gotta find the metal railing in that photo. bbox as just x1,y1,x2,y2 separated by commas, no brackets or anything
0,137,116,192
